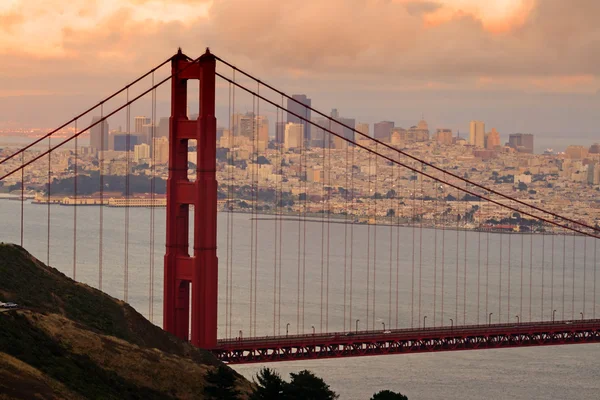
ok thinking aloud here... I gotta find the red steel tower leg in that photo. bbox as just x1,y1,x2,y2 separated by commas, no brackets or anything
164,49,218,348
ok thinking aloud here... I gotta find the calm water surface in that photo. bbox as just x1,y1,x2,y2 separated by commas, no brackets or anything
0,200,598,399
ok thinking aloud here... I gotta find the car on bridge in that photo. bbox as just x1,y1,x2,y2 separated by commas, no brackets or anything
0,302,19,309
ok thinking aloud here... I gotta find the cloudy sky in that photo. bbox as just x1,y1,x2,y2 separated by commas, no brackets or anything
0,0,598,148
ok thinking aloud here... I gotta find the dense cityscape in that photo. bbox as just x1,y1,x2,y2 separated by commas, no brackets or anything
1,94,599,232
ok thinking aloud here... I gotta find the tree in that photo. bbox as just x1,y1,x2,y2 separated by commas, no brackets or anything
204,365,240,400
370,390,408,400
250,368,286,400
517,181,528,191
386,189,397,199
386,209,395,217
287,370,338,400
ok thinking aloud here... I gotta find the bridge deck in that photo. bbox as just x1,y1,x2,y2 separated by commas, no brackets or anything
213,320,600,364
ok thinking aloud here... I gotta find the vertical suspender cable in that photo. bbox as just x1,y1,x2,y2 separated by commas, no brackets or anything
496,201,502,323
302,107,308,334
278,96,283,335
320,125,326,332
373,143,377,330
419,167,424,327
529,229,533,321
411,168,417,328
397,160,404,329
249,96,255,336
99,104,104,290
349,143,355,330
73,120,78,280
440,179,445,326
433,177,437,326
47,135,51,266
388,161,393,329
20,151,24,247
326,119,332,332
485,194,490,321
150,74,157,321
410,166,415,329
542,229,546,320
562,230,566,320
477,193,481,324
551,229,555,319
229,74,236,338
125,88,130,304
366,150,371,329
254,85,260,337
224,82,231,338
572,233,576,319
507,204,512,323
520,227,524,321
454,182,459,324
344,135,349,331
463,188,467,325
583,237,587,319
594,239,597,319
271,87,277,336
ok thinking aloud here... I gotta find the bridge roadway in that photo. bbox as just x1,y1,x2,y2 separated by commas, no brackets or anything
213,319,600,364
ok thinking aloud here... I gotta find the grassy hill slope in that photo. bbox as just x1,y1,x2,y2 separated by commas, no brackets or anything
0,243,252,399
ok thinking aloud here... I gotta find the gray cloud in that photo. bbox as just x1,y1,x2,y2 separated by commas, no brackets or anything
0,0,599,132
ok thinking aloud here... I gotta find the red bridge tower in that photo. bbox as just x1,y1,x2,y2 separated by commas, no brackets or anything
164,49,218,348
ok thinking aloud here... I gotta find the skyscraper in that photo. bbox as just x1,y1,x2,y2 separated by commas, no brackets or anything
256,115,269,143
275,121,286,144
287,94,311,143
435,129,453,145
133,143,150,163
508,133,534,153
284,123,304,150
339,117,356,146
90,116,109,151
374,121,394,142
152,136,169,164
231,112,255,138
135,116,151,134
157,117,169,138
486,128,501,150
356,123,369,139
469,121,485,148
113,134,138,151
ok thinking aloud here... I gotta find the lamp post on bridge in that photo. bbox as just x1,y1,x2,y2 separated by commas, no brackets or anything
312,325,315,335
449,318,453,329
382,322,386,331
356,319,360,332
580,312,584,320
286,323,290,337
423,315,427,329
488,312,493,325
552,309,557,322
515,315,519,324
239,330,243,340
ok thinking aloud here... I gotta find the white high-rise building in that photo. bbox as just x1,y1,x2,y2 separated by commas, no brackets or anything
152,137,169,165
469,121,485,148
284,123,304,150
133,143,150,163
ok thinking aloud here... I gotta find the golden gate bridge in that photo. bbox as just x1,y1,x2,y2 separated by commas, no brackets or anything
1,49,599,364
